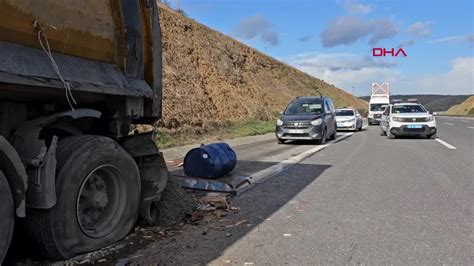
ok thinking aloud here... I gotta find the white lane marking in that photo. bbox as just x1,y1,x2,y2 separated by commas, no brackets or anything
438,116,474,120
468,126,474,129
362,125,369,129
444,122,454,125
435,138,456,150
461,120,470,123
237,133,353,193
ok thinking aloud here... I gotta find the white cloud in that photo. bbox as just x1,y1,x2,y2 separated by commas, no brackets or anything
286,52,399,94
320,16,398,47
344,1,372,14
411,57,474,94
292,52,396,71
286,52,473,95
233,15,279,46
430,34,474,47
406,21,433,37
397,39,416,48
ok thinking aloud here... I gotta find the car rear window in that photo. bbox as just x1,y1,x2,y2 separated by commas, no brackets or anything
336,110,354,116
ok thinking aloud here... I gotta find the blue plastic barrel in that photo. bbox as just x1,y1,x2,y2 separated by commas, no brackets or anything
183,143,237,179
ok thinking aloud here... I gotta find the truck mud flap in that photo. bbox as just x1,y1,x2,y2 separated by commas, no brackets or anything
121,131,168,225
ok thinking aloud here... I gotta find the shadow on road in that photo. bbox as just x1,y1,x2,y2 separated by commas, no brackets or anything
130,160,332,265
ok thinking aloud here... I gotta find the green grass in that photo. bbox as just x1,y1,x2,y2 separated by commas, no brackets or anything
155,130,177,149
220,120,275,138
155,119,275,149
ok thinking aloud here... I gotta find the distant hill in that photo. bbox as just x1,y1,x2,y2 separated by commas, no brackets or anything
446,96,474,115
359,95,472,111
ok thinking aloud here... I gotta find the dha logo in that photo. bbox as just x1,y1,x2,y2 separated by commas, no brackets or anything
372,48,407,57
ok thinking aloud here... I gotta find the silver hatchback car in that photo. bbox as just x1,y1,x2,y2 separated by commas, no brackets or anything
335,108,363,131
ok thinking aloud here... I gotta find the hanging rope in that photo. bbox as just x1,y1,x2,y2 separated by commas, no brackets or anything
33,21,77,111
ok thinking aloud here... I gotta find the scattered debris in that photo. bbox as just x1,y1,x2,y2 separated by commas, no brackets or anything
225,219,248,228
185,210,206,223
166,159,184,167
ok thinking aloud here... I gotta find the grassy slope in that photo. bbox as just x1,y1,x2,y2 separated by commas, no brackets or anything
156,5,367,148
446,96,474,115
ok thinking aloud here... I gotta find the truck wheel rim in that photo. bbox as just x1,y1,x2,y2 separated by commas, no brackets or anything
76,165,126,238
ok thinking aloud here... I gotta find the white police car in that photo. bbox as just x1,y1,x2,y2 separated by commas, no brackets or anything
380,103,437,139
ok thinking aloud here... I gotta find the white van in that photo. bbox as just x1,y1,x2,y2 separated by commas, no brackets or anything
368,82,390,125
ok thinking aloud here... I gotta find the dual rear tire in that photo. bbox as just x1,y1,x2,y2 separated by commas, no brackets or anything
0,171,14,263
25,135,141,259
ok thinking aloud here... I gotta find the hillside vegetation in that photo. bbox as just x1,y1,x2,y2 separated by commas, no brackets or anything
156,5,367,147
360,94,471,111
446,96,474,115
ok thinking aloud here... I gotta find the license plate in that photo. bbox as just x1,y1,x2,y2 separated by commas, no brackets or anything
288,129,304,134
407,124,422,129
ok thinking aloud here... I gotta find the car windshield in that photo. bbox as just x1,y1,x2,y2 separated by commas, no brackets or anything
284,102,323,115
370,104,386,111
336,110,354,116
392,105,426,113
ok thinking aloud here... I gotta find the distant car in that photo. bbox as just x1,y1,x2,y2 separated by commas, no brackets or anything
276,96,337,144
380,103,437,139
335,108,363,131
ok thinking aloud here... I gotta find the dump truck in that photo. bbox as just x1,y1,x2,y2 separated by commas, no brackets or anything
0,0,168,261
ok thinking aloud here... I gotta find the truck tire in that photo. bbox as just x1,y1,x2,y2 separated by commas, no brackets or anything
0,171,14,263
24,135,141,259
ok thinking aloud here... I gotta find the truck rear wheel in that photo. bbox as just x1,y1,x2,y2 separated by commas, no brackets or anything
25,135,141,259
0,171,15,263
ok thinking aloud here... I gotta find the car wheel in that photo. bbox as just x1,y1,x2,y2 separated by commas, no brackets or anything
316,128,327,145
24,135,141,259
0,171,14,263
386,130,395,139
277,138,285,144
329,128,337,140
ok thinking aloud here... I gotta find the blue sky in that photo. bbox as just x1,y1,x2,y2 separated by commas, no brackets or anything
169,0,473,96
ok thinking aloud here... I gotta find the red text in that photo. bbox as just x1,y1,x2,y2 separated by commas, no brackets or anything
372,48,407,57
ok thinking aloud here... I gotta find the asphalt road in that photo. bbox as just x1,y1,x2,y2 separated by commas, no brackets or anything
129,117,473,265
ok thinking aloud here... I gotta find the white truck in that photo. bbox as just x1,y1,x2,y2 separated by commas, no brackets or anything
368,82,391,125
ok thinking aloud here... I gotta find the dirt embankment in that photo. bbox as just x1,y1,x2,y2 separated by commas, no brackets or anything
155,5,367,141
446,96,474,115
